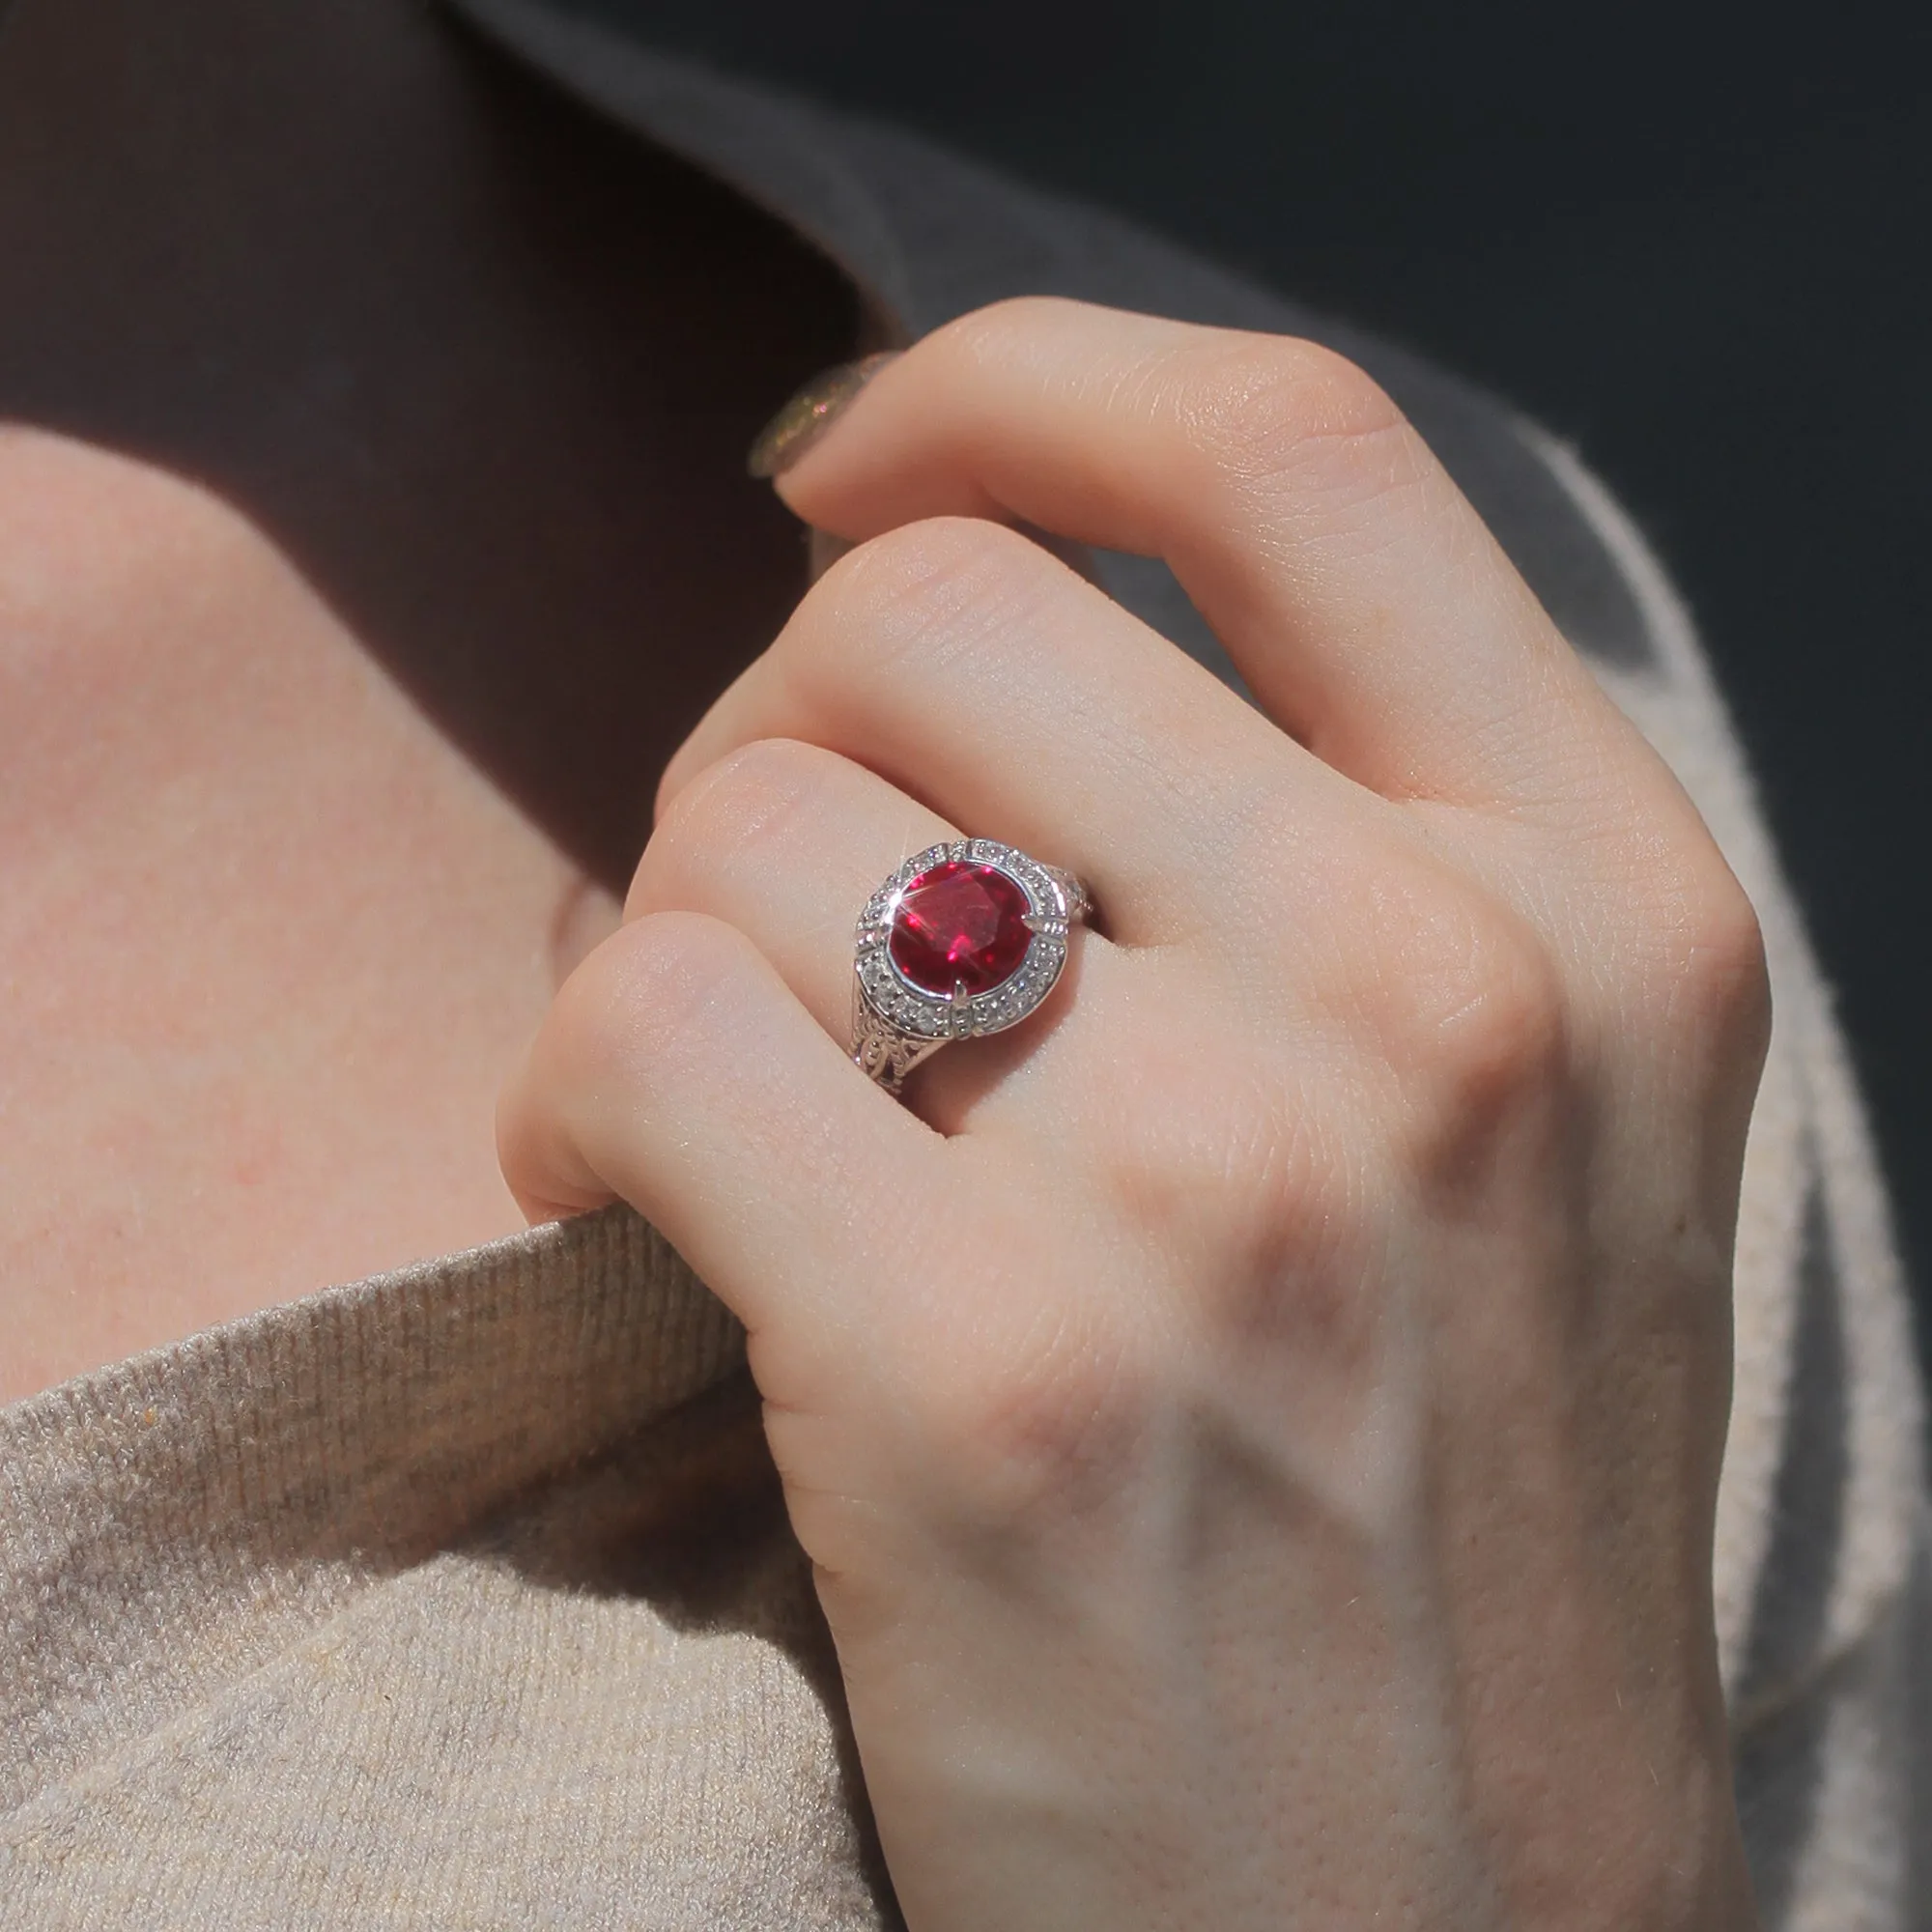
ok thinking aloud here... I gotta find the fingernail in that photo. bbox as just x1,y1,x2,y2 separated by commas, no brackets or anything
747,352,897,480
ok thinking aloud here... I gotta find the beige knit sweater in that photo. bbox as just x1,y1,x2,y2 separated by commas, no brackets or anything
2,4,1925,1925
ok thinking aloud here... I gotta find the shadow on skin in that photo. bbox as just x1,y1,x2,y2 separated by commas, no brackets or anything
0,0,861,890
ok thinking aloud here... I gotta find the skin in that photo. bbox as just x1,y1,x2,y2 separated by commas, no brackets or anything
500,305,1770,1926
0,0,1767,1919
0,0,853,1396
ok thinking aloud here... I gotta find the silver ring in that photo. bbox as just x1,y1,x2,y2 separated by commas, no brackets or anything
851,838,1093,1094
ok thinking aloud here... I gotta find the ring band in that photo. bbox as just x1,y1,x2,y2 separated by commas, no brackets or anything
851,838,1092,1094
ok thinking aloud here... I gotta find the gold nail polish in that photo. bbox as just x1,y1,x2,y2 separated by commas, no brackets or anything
747,352,897,480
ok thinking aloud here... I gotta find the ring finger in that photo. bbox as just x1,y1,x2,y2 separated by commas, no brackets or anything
632,732,1134,1127
633,734,959,1044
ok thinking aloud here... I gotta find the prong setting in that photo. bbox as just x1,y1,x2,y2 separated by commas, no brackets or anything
852,839,1083,1053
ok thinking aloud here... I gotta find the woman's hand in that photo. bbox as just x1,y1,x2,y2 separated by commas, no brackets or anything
497,298,1768,1929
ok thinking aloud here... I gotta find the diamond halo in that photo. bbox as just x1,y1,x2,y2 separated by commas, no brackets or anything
852,839,1087,1089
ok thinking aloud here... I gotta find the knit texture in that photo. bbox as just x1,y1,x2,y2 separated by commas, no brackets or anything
3,7,1924,1924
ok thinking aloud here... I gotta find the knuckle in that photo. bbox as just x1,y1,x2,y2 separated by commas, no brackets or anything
1197,1135,1379,1372
1652,854,1772,1048
1085,1047,1380,1375
794,514,1068,686
1378,891,1571,1136
1172,334,1413,505
927,293,1079,368
912,1318,1151,1530
1093,1048,1343,1286
632,737,833,916
553,909,750,1092
878,1196,1155,1529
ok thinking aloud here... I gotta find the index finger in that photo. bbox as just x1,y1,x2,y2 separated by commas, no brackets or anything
762,298,1647,818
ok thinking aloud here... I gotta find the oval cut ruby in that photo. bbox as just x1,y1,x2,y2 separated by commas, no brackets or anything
889,861,1033,996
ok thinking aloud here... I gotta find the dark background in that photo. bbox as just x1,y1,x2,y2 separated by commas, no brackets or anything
585,0,1931,1354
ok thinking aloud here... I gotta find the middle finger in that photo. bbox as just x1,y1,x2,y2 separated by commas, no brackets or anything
657,513,1380,947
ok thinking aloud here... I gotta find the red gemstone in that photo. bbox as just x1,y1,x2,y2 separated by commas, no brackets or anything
889,862,1033,996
